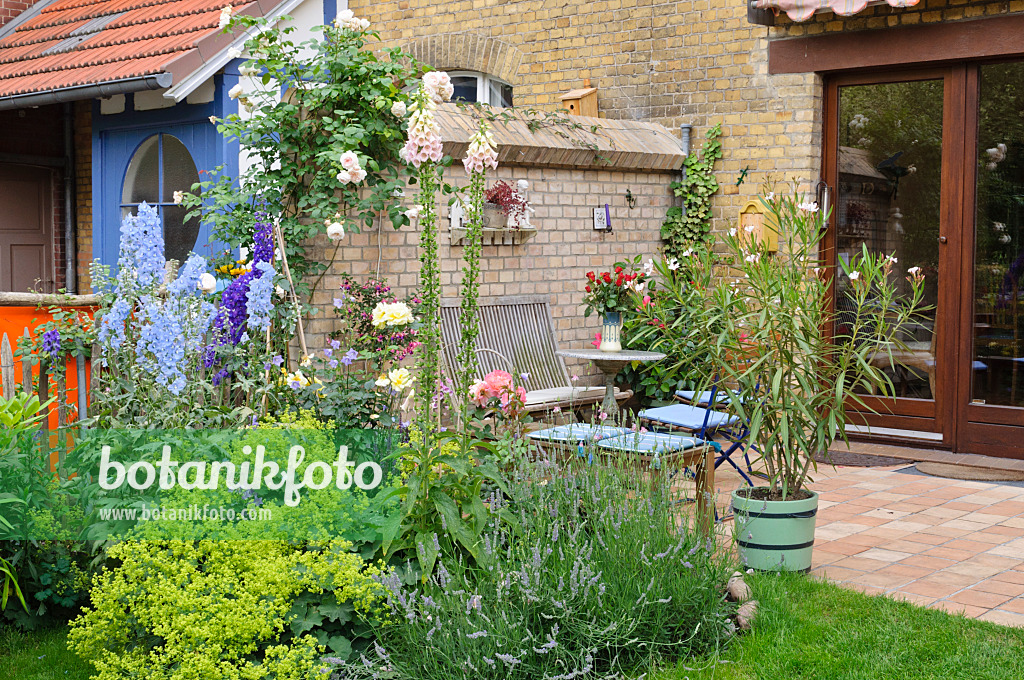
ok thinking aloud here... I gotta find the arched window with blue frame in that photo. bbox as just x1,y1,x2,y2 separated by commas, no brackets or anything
120,133,201,263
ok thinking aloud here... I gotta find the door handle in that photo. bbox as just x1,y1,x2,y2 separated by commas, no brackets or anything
938,236,948,244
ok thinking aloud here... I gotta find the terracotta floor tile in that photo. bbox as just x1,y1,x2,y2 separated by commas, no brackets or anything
944,538,1004,553
878,538,933,554
900,579,964,599
940,519,995,532
991,570,1024,585
986,537,1024,560
873,563,934,580
982,525,1024,537
877,520,934,533
856,547,915,563
851,570,916,589
919,570,982,588
921,546,977,562
961,512,1016,525
916,525,971,538
862,507,912,520
948,588,1014,609
996,597,1024,615
1001,517,1024,529
985,501,1024,516
945,562,1006,580
888,590,938,607
897,554,958,571
810,550,847,566
902,532,951,546
845,582,886,596
900,497,948,509
815,540,870,557
846,515,892,527
813,521,869,541
977,609,1024,627
943,502,987,511
966,532,1013,545
919,506,969,519
973,579,1024,598
832,555,890,572
841,532,893,547
810,565,866,582
928,600,987,618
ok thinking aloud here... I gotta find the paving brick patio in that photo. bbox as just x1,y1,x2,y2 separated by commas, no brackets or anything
717,463,1024,627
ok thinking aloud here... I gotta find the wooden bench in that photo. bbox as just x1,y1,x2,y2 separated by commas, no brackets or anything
440,295,632,413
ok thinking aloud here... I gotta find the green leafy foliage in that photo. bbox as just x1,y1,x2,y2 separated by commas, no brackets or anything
623,245,718,404
67,540,386,679
661,123,723,256
181,16,421,310
382,430,512,579
639,185,930,498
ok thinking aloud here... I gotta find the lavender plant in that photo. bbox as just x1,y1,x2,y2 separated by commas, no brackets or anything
343,464,735,680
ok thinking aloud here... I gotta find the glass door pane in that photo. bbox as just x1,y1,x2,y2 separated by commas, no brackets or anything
836,79,944,400
971,62,1024,407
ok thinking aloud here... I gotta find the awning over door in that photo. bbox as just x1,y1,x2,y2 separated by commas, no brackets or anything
754,0,920,22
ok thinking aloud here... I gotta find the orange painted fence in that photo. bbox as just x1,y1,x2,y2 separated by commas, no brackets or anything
0,293,98,431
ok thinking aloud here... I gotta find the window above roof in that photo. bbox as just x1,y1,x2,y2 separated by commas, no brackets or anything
448,71,513,108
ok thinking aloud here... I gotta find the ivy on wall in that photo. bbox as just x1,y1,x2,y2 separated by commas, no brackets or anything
660,123,723,257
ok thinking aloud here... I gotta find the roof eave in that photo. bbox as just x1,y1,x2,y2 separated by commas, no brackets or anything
0,72,173,111
162,0,306,102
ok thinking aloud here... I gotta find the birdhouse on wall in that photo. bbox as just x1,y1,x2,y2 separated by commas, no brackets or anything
738,200,779,252
560,86,598,117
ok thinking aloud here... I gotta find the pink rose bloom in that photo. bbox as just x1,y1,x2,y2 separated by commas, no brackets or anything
469,379,490,405
339,151,361,171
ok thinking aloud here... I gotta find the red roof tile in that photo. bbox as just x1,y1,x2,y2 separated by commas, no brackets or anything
0,0,289,99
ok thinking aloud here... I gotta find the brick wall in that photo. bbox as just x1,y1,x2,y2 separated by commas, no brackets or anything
0,0,33,27
350,0,1024,239
74,101,92,293
302,163,676,380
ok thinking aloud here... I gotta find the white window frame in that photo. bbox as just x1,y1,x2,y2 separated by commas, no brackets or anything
448,71,513,107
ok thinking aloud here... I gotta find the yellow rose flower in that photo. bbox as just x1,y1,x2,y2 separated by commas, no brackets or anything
388,367,415,392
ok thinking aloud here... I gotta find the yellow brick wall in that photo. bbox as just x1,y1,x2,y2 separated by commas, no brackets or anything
303,164,676,380
350,0,1024,237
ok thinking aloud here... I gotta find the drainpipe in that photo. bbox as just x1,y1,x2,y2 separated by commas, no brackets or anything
679,124,692,219
63,102,76,294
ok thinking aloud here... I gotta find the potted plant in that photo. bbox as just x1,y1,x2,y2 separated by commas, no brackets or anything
483,179,529,229
636,187,927,571
582,264,646,352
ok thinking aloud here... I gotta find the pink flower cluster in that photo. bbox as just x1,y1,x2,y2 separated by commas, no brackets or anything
399,73,453,168
469,370,527,415
422,71,454,103
462,121,498,174
337,150,367,184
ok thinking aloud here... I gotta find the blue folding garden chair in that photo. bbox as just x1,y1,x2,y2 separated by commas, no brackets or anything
639,383,759,487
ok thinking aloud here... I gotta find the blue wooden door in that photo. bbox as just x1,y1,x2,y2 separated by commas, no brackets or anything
96,120,222,268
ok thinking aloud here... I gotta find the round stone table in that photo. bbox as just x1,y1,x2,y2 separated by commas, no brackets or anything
556,349,666,416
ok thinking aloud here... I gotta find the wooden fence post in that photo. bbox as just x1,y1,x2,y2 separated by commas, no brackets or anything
1,332,13,400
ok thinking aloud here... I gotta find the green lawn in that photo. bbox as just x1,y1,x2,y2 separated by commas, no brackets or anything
0,625,91,680
5,575,1024,680
660,573,1024,680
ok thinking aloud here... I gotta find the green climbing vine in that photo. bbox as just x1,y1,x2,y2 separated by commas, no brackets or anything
660,122,723,257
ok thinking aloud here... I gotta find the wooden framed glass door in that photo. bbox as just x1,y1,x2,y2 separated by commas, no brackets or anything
956,61,1024,457
824,68,962,446
826,62,1024,458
